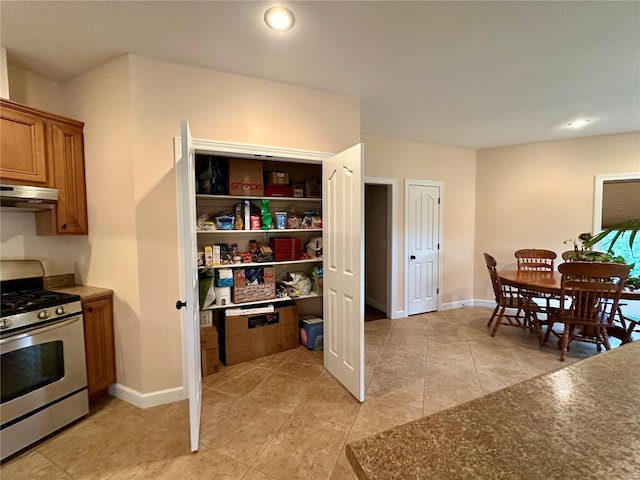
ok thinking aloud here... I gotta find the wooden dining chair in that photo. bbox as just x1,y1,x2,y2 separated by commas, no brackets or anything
544,261,630,361
515,249,556,271
483,253,543,343
515,249,559,318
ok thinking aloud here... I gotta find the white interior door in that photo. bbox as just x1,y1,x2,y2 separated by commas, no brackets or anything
323,143,365,402
406,183,440,315
175,120,202,452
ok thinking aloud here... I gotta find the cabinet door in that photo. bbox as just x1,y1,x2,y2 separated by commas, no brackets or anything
83,296,116,395
0,102,49,185
49,122,88,234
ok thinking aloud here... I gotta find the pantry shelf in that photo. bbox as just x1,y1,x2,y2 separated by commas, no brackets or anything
204,292,322,311
196,194,321,202
200,258,323,270
197,228,322,234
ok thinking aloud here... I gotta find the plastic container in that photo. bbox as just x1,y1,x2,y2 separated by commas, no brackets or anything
299,316,323,350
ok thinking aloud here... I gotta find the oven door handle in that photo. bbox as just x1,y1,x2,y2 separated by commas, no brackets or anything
0,316,82,344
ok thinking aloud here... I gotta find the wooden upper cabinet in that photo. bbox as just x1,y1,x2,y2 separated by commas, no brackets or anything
0,99,89,235
0,101,49,185
45,121,89,234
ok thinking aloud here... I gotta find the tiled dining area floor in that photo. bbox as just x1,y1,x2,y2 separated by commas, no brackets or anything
2,306,617,480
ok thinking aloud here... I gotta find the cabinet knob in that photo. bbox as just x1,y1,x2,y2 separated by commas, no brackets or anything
87,306,93,313
62,223,68,230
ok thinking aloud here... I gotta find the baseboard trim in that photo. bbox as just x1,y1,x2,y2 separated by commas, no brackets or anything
472,299,496,308
365,298,387,313
108,383,186,409
391,309,405,320
440,300,477,310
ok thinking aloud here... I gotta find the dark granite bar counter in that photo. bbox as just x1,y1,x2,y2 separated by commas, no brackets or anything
347,342,640,480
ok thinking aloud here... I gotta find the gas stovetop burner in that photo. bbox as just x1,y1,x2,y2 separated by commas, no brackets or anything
1,289,81,317
0,260,83,337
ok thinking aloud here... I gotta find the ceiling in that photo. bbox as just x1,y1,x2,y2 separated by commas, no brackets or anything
2,1,639,149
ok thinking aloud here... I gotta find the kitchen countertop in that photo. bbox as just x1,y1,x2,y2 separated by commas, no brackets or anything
44,274,113,301
346,342,640,480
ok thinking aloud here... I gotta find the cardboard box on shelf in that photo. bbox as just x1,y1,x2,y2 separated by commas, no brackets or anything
232,266,276,303
292,184,304,198
233,266,275,286
220,304,299,365
232,283,276,304
229,159,264,196
200,326,220,376
266,171,289,185
305,177,321,198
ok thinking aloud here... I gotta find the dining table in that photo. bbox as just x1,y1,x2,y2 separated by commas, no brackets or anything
499,269,640,343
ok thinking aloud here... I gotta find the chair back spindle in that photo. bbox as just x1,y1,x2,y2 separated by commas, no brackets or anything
515,249,556,271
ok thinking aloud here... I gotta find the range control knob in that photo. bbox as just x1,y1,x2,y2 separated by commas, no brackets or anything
37,310,50,320
0,318,10,329
55,306,66,315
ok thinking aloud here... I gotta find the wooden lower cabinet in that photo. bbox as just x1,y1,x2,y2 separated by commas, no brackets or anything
82,295,116,397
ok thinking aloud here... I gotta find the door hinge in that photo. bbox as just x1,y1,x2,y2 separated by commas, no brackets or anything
437,287,440,295
438,197,441,204
437,243,440,250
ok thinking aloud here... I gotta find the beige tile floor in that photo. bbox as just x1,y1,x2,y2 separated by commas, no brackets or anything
2,306,619,480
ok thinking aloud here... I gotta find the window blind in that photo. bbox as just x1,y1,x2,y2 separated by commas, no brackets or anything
601,179,640,228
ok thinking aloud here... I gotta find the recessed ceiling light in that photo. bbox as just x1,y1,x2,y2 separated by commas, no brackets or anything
264,6,295,31
567,119,591,129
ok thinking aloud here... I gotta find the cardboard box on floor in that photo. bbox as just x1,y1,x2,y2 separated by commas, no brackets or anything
220,304,299,366
200,325,220,376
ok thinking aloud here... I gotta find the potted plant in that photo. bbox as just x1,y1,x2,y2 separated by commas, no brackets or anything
564,231,638,289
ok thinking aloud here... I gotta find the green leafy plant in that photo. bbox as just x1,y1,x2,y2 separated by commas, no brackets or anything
583,218,640,253
626,275,640,289
564,232,636,287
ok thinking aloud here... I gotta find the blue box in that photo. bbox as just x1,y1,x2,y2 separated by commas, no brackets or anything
299,316,323,350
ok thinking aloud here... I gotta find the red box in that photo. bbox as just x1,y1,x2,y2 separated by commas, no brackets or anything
270,238,301,261
265,184,293,197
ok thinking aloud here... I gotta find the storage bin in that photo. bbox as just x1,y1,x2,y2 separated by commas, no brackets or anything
299,316,323,350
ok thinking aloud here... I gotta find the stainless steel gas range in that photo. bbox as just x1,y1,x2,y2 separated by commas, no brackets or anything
0,260,89,460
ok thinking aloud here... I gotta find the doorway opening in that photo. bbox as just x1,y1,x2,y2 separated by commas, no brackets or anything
364,177,397,320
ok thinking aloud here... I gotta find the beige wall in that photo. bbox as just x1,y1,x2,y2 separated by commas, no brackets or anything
7,64,65,113
474,131,640,301
66,54,359,394
362,135,477,312
2,54,360,396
